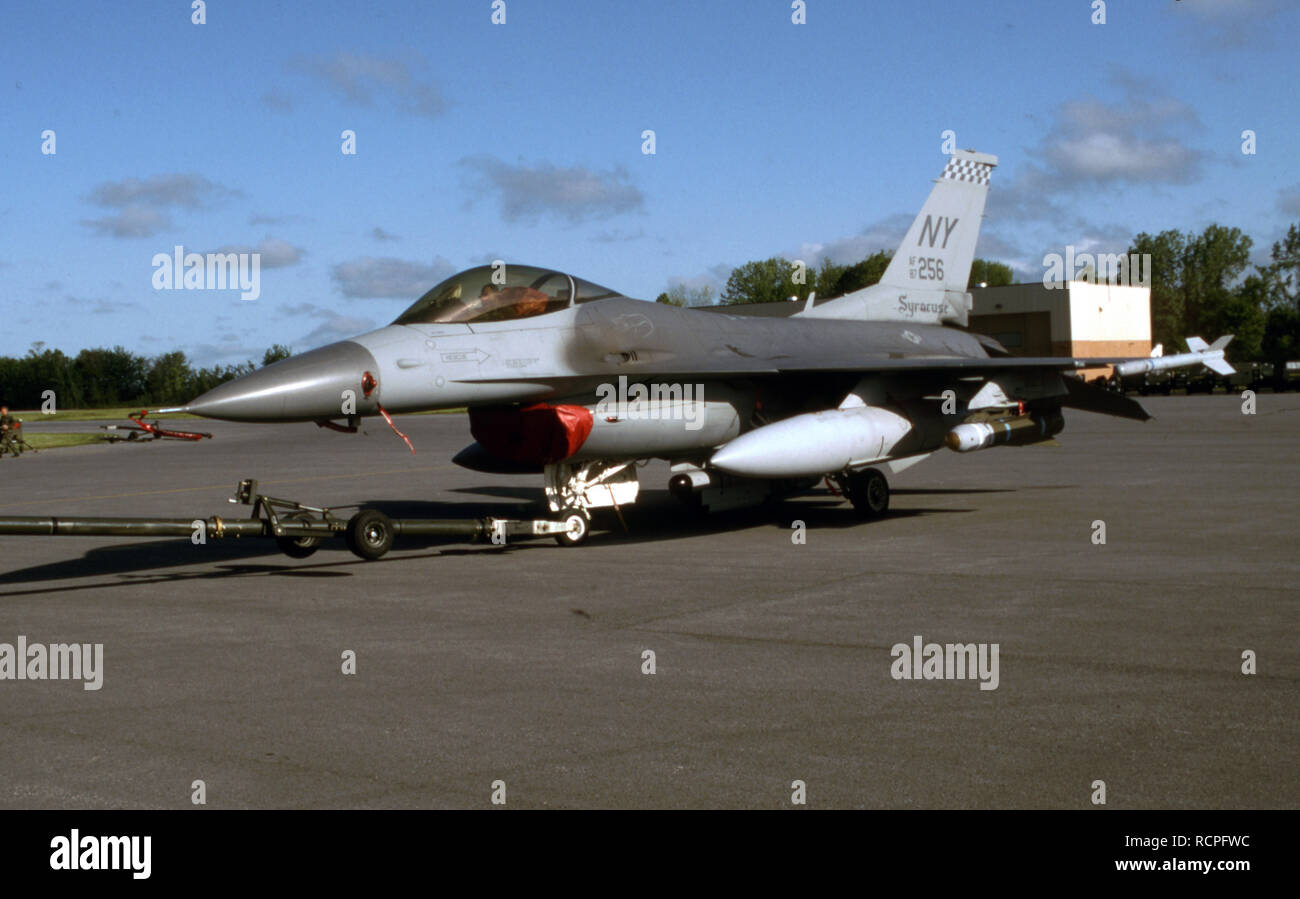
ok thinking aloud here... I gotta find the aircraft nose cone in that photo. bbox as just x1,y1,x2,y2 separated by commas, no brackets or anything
185,340,381,421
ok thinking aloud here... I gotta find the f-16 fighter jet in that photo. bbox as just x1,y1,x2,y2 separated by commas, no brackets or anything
177,150,1233,525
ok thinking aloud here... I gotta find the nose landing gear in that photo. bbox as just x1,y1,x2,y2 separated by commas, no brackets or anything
554,511,590,547
542,460,639,544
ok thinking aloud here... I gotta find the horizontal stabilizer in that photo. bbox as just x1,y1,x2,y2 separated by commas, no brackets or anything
1062,376,1152,421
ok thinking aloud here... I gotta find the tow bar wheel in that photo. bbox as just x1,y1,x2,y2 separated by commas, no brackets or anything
346,509,395,560
275,512,323,559
554,511,590,547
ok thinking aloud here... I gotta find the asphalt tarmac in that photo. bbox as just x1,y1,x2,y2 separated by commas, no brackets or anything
1,395,1295,808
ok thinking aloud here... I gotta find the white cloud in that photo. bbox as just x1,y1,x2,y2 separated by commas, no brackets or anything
205,237,306,269
82,206,171,238
261,89,294,113
460,156,644,224
987,75,1205,226
330,255,456,299
280,303,377,349
1277,184,1300,218
291,52,448,119
793,213,914,267
87,173,237,209
83,173,239,239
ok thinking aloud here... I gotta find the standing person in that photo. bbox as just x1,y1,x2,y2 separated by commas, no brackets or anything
0,405,18,457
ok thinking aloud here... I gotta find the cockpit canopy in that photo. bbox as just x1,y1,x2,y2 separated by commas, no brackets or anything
393,264,630,326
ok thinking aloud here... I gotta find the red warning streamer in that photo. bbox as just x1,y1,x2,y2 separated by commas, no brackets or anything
376,402,415,455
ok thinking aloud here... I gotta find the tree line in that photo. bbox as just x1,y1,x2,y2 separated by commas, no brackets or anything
1131,223,1299,364
656,253,1014,308
659,221,1300,366
0,344,293,411
8,221,1299,409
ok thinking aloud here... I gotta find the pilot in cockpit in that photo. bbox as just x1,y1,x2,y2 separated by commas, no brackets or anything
464,281,552,322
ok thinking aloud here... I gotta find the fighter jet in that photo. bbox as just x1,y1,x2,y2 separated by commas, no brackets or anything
179,150,1233,529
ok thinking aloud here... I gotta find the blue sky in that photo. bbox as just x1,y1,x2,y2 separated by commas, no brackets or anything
2,0,1297,366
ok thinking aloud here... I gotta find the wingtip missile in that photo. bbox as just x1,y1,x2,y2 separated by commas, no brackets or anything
1114,335,1235,379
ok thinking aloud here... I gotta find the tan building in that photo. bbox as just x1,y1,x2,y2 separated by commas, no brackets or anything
968,282,1151,368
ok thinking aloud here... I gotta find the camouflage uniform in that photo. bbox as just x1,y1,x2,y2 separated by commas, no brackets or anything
0,413,18,456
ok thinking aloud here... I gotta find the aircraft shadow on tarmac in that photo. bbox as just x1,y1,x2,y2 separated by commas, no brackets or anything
447,485,994,542
0,486,1000,594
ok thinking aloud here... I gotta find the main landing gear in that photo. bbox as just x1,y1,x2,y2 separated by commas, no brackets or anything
834,468,890,518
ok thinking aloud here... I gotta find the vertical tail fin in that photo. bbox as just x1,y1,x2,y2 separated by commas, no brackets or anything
801,150,997,325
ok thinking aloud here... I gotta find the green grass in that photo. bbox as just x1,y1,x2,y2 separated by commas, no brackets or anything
13,406,466,421
9,407,200,422
7,432,105,451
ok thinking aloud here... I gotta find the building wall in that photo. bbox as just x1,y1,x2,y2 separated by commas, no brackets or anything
968,284,1073,344
1065,282,1151,346
1053,338,1153,357
969,281,1151,365
968,311,1052,356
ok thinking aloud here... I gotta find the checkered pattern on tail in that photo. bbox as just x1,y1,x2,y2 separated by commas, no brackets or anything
941,156,992,186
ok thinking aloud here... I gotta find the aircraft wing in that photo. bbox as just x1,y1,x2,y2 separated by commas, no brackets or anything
447,319,1231,425
772,355,1133,373
454,333,1232,382
450,352,1189,423
453,353,1142,384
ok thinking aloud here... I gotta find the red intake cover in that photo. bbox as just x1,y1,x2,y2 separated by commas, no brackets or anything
469,403,594,465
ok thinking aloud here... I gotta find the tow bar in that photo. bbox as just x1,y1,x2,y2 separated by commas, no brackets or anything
0,478,590,561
